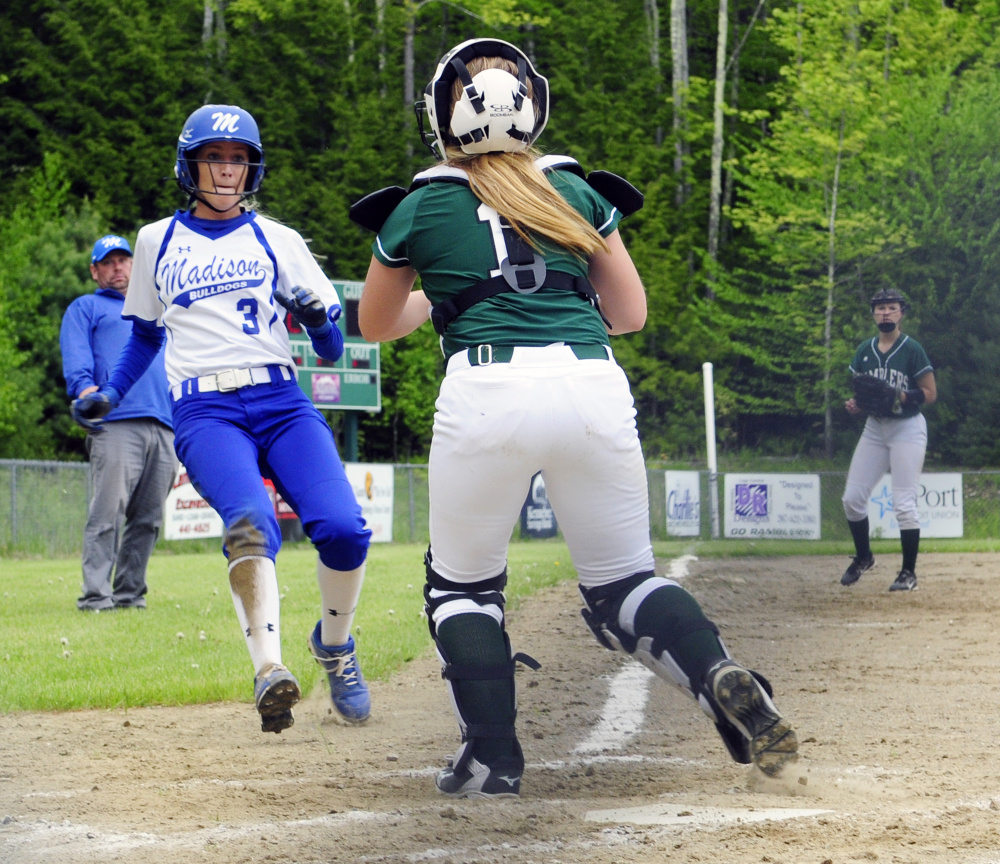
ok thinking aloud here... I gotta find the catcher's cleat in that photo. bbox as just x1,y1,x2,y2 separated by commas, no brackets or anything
253,663,301,734
308,623,371,723
889,569,918,592
841,553,875,586
435,756,522,799
706,661,799,778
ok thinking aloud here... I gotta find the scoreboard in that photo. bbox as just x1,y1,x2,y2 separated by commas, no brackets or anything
284,280,382,412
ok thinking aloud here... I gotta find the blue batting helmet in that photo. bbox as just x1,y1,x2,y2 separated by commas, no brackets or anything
174,104,265,196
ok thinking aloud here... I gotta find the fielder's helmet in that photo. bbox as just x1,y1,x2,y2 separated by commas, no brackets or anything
174,104,265,196
869,288,909,313
416,38,549,160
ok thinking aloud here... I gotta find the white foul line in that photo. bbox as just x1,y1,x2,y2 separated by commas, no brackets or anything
572,662,655,754
573,555,697,755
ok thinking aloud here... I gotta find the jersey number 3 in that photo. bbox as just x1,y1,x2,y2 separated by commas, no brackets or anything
237,298,260,335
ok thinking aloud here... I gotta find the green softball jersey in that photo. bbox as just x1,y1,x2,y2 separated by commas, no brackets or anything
373,157,622,359
849,334,933,419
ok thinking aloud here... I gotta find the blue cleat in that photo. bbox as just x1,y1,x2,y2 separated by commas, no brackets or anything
308,623,371,723
253,663,301,734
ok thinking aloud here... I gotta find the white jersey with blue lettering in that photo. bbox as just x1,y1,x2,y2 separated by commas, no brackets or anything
124,209,341,387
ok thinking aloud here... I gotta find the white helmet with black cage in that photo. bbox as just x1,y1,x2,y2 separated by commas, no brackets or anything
416,38,549,160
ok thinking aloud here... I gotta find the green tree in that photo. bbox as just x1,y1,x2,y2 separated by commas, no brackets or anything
0,0,207,230
728,0,926,456
0,153,105,458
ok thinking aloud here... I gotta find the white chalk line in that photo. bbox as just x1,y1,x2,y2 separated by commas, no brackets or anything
573,554,697,756
585,803,833,827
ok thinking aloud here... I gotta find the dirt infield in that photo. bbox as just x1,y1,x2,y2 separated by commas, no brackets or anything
4,552,1000,863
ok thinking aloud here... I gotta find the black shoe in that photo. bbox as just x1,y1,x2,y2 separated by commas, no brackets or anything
841,553,875,586
435,756,521,799
707,661,799,778
889,569,917,592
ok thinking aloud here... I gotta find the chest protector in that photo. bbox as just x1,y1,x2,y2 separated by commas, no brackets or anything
349,156,643,336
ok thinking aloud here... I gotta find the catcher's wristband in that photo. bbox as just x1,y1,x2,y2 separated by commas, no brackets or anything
904,387,926,406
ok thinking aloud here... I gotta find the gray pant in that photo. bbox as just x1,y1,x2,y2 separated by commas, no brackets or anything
79,419,178,610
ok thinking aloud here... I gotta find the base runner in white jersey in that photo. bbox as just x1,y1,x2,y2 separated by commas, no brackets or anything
72,104,373,733
841,288,937,592
351,38,799,798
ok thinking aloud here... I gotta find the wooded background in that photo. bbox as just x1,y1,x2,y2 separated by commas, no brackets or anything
1,0,997,467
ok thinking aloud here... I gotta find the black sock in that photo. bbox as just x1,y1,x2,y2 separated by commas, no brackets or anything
436,614,517,764
848,517,872,559
900,528,920,572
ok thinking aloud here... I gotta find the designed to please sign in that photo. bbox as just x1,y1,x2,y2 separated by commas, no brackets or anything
723,473,821,540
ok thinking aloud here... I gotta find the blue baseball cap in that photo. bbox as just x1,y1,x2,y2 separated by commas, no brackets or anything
91,235,133,264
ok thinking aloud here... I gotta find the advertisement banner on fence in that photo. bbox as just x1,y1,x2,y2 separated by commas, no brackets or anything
521,471,558,539
163,464,396,544
163,466,224,541
867,472,963,538
723,473,821,539
344,463,395,543
666,471,702,537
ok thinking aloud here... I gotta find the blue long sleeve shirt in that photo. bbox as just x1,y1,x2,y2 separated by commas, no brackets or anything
59,288,173,428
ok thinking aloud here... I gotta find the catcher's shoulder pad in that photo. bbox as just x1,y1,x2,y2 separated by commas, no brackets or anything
536,153,586,179
586,170,644,216
351,167,476,232
348,186,408,233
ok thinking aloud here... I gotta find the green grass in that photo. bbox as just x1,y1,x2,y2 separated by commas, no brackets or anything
0,539,575,713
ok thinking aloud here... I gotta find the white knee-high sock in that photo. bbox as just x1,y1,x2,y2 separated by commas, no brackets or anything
228,555,283,674
316,560,366,646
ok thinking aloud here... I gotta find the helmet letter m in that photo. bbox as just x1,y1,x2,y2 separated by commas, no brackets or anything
211,112,241,133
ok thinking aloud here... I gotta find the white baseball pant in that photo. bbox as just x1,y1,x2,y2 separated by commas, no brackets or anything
427,343,655,590
842,413,927,530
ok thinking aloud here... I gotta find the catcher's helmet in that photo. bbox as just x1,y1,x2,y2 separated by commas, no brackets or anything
416,38,549,160
175,104,265,196
869,288,909,313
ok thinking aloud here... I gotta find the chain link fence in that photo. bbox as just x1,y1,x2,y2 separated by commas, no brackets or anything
3,459,1000,557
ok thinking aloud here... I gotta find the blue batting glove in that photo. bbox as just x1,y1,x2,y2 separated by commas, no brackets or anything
71,387,121,431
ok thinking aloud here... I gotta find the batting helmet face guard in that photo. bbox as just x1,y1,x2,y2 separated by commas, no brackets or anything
175,104,265,197
415,38,549,160
869,288,909,314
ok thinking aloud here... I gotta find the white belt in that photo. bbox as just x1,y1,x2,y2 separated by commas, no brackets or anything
171,365,291,401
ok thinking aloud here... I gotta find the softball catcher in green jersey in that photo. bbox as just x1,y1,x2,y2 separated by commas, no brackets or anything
841,288,937,591
352,38,798,798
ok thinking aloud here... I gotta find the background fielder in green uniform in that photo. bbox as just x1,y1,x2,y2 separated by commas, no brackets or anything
841,289,937,591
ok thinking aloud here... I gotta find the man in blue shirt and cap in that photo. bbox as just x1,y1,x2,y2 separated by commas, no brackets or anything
60,235,177,610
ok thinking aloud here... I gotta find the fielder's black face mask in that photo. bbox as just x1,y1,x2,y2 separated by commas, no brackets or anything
877,321,898,332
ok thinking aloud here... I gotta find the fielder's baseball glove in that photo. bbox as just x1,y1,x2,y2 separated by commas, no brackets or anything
851,374,900,417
